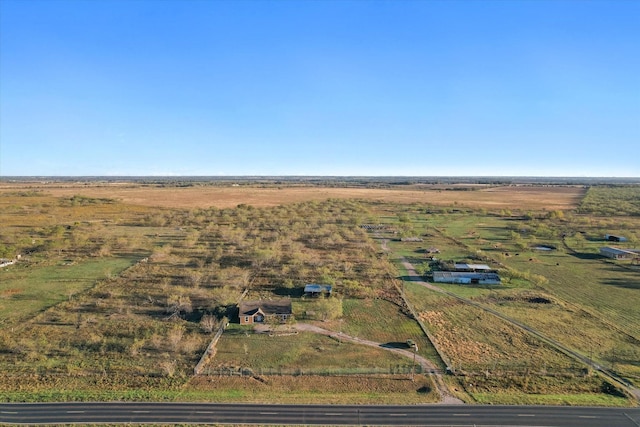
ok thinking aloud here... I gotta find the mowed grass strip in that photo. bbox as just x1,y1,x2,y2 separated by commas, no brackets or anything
0,257,137,325
185,375,440,404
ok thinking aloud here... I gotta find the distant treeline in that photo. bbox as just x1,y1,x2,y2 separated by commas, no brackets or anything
578,185,640,216
3,176,639,187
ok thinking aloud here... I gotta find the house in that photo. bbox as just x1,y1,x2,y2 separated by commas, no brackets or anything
239,299,293,325
605,234,628,242
304,284,333,297
454,263,492,272
433,271,501,285
599,246,637,260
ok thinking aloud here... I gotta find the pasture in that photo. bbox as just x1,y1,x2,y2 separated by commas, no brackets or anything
0,180,637,405
1,181,585,210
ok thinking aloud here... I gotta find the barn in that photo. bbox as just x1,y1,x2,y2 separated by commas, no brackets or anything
599,246,636,260
433,271,501,285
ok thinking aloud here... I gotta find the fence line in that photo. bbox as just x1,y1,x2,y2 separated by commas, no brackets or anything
193,321,227,375
199,365,425,377
393,277,453,372
193,288,249,375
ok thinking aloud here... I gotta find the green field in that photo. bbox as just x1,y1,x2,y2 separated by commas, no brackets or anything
0,257,137,326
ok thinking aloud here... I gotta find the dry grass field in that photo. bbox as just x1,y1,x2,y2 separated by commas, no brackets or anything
0,182,585,210
2,180,635,406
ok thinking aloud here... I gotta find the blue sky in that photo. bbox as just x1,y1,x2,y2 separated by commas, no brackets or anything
1,0,638,177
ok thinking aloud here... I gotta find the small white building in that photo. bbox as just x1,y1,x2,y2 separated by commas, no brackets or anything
599,246,636,260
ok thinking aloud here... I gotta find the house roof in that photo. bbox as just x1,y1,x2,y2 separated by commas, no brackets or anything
239,299,292,316
600,246,636,256
454,263,491,271
304,284,332,293
434,271,501,280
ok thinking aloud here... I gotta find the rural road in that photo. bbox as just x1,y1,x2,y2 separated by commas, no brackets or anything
2,402,639,426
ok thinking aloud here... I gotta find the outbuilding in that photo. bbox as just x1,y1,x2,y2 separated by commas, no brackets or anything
605,234,628,242
304,284,333,297
599,246,636,260
433,271,501,285
454,263,492,272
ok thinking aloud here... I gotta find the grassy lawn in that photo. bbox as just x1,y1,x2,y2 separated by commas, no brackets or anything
212,326,415,374
340,298,444,367
0,257,138,326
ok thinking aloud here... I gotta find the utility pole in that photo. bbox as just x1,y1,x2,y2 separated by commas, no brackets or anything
409,340,418,382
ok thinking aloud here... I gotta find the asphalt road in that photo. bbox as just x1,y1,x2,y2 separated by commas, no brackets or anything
2,402,640,426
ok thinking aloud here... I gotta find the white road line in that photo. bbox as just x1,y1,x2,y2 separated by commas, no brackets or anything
1,411,18,414
324,413,343,416
453,413,470,416
131,410,150,413
389,413,407,416
517,414,535,417
66,411,86,414
260,412,278,415
196,411,214,414
579,416,598,418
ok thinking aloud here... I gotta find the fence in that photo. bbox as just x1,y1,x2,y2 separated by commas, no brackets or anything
198,364,426,377
394,277,453,372
193,322,227,375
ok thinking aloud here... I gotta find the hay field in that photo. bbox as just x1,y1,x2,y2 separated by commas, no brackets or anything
0,182,585,210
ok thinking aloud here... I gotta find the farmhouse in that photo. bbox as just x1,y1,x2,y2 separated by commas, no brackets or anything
599,246,637,260
605,234,628,242
304,284,333,297
239,299,293,325
433,271,501,285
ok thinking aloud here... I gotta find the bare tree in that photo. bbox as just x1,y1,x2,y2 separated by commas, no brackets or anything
200,314,217,334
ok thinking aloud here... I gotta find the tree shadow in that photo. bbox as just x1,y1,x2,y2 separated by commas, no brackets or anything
381,341,412,349
398,275,424,282
568,252,602,260
601,279,640,290
273,286,304,297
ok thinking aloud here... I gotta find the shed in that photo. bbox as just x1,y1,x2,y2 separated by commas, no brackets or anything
304,284,333,297
599,246,636,260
